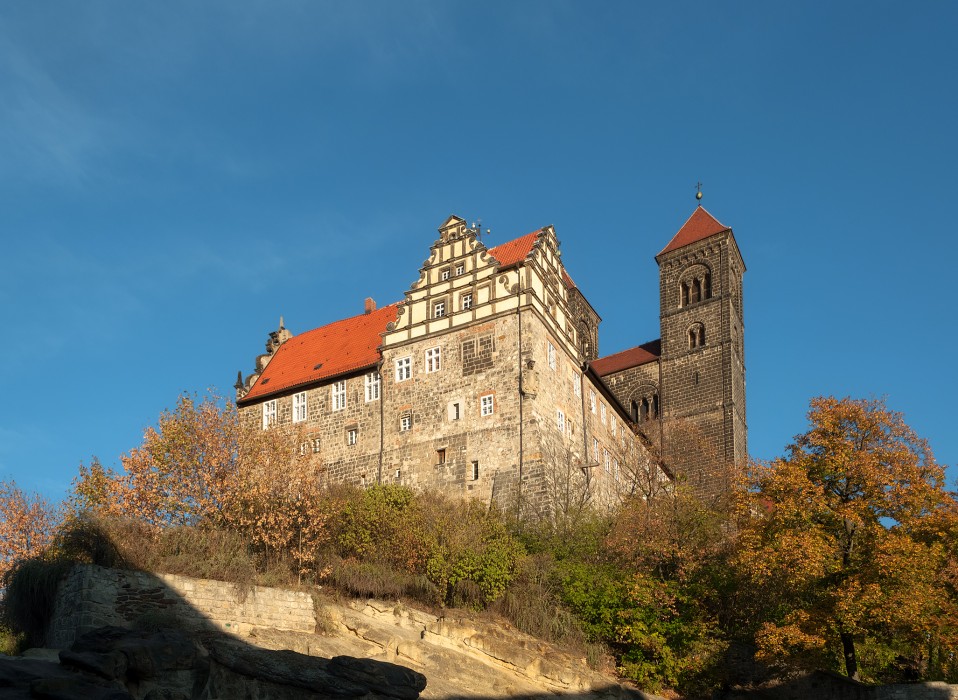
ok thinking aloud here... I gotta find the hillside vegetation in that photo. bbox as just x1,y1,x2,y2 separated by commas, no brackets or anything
2,394,957,698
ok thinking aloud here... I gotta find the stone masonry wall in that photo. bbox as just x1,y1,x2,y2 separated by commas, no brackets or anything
47,564,316,649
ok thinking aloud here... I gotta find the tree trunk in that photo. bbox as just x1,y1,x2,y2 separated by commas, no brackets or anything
840,631,859,681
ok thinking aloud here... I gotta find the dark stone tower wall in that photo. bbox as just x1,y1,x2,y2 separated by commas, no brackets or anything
656,226,746,498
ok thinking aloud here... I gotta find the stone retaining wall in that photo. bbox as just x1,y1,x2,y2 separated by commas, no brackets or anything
47,564,316,649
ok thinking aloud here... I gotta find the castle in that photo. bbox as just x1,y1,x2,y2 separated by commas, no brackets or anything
235,206,745,511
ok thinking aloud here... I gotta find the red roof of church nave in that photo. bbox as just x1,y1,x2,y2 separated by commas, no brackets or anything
591,340,661,376
239,303,400,404
658,206,729,257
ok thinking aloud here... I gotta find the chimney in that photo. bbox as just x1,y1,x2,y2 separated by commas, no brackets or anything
364,297,376,315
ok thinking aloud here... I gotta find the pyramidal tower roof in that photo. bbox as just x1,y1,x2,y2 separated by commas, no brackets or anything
657,206,730,258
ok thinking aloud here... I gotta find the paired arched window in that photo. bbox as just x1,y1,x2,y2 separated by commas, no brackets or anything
688,323,706,349
630,388,659,423
679,265,712,308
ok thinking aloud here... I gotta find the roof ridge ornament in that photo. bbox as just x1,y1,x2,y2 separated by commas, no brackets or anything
695,181,703,206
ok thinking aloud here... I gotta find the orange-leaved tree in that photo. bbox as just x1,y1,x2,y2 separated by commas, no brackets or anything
735,396,957,682
0,481,61,581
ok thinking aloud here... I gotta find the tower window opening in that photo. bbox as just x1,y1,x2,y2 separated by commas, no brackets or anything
681,282,690,307
691,278,702,303
704,272,712,299
630,400,639,422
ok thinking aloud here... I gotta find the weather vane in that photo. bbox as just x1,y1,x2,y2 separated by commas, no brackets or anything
695,181,703,204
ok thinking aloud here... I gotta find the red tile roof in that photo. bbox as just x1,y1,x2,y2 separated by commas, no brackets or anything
239,303,399,404
488,230,541,269
658,206,729,258
591,339,661,376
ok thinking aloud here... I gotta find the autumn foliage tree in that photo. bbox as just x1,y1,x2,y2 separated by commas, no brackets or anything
0,482,61,581
735,397,958,682
71,393,331,577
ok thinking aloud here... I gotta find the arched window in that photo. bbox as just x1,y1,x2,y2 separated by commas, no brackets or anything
630,400,639,423
689,323,706,349
678,264,713,308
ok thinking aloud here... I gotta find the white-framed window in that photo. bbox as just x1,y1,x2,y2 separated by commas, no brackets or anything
292,392,308,423
480,394,494,416
600,403,607,424
426,346,441,373
395,357,411,382
613,458,619,482
592,437,599,462
611,415,617,437
604,449,611,473
262,400,277,429
449,402,461,421
312,437,321,453
331,380,346,411
461,293,473,310
400,415,411,432
590,390,596,413
347,428,357,445
557,409,565,434
548,342,556,370
441,268,451,281
456,263,464,276
364,372,380,402
434,301,446,318
571,368,581,397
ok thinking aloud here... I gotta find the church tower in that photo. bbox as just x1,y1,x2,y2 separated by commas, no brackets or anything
656,206,746,497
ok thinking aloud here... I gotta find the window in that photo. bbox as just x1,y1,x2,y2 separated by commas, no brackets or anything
434,301,445,318
395,357,411,382
292,392,307,423
441,268,450,281
456,264,465,276
590,390,596,413
262,400,276,429
689,324,706,349
571,368,581,397
437,448,446,464
426,347,441,373
480,394,494,416
611,415,617,437
450,402,461,421
548,342,556,370
604,449,611,473
472,461,479,480
461,293,473,310
299,441,309,456
600,403,607,424
331,380,346,411
365,372,380,402
557,409,565,433
312,438,321,453
347,428,357,445
400,415,411,432
592,438,599,462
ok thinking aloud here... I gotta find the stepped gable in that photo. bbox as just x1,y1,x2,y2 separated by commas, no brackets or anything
657,206,729,258
592,339,661,376
239,303,399,404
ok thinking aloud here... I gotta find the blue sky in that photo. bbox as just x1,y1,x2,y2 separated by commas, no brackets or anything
2,2,955,500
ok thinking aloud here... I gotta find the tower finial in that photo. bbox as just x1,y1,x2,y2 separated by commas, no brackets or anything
279,315,285,330
695,181,703,205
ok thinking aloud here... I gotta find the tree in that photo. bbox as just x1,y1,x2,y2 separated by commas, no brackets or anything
735,397,957,682
0,481,61,580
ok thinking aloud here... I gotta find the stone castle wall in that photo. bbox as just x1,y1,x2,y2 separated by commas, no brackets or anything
47,564,316,649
